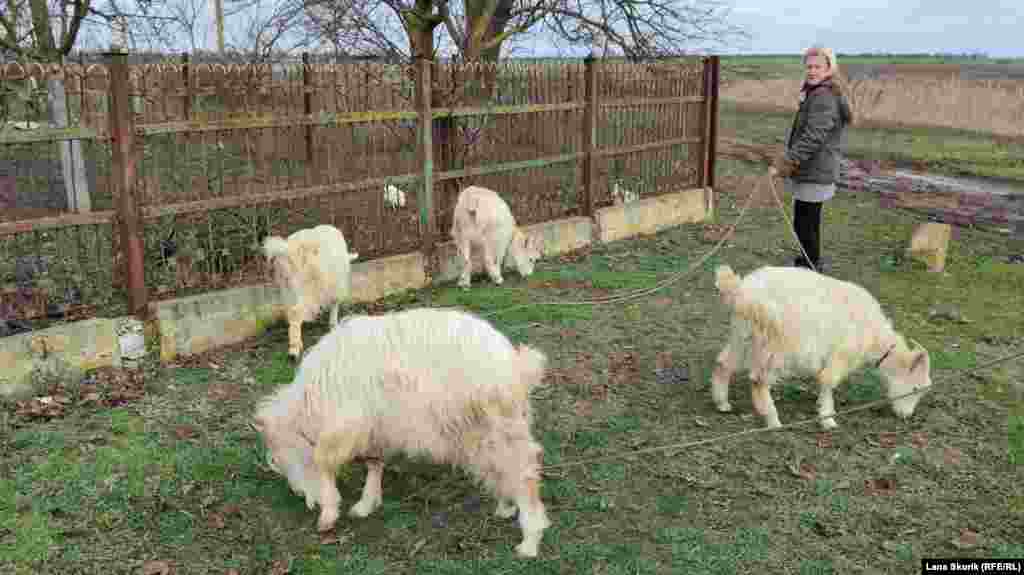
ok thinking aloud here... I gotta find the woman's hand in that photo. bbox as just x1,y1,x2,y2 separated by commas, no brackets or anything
771,154,799,178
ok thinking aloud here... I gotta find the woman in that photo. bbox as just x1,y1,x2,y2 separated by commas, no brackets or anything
772,46,853,272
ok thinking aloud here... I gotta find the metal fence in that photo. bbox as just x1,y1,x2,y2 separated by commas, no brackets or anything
0,52,720,327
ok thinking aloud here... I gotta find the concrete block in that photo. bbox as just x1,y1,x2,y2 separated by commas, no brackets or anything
908,222,952,273
152,252,430,361
351,252,428,302
0,317,126,398
434,216,595,284
594,187,710,243
151,283,285,362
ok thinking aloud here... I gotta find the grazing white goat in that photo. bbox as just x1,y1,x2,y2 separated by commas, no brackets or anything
262,225,359,360
711,264,933,430
252,308,552,557
450,185,543,289
383,183,407,209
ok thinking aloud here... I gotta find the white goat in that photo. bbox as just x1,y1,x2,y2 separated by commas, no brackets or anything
383,183,407,209
252,308,552,557
450,185,543,289
711,264,933,430
262,225,359,360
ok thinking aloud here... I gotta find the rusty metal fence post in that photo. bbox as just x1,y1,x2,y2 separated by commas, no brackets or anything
302,52,316,185
182,53,192,119
708,55,720,190
701,55,721,194
415,58,436,276
581,56,599,218
108,48,148,319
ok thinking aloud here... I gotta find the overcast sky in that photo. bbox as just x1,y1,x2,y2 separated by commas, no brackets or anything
723,0,1022,57
513,0,1023,58
80,0,1022,58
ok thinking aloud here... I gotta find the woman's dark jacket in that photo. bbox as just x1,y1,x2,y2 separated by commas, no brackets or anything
784,79,853,185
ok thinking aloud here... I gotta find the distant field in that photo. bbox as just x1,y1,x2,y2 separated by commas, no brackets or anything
717,55,1024,181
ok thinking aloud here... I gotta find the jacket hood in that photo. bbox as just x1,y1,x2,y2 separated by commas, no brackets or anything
803,78,853,126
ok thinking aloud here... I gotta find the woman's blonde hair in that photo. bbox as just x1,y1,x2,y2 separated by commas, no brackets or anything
801,45,853,124
804,45,837,71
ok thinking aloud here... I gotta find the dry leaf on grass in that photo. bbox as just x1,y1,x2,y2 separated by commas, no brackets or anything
608,351,639,387
141,560,172,575
221,504,243,517
864,478,897,496
589,382,611,401
173,426,198,440
208,383,242,401
655,351,674,370
910,431,929,448
787,460,817,481
268,559,292,575
951,528,980,550
206,512,226,530
651,297,674,308
701,224,730,244
944,447,963,465
878,432,898,448
816,433,834,449
574,400,594,417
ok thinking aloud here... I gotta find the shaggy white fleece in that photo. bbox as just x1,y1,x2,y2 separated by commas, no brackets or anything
711,264,932,429
253,307,551,557
450,185,543,289
262,224,358,359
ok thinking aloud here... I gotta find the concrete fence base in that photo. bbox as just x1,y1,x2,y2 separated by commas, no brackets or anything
0,187,712,396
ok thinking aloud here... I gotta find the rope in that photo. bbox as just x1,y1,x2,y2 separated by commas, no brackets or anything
767,167,818,273
458,171,765,319
541,348,1024,471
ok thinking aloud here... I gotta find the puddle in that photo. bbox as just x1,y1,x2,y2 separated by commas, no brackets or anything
885,169,1024,199
839,160,1024,232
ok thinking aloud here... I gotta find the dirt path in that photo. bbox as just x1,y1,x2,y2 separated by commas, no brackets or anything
839,158,1024,234
719,138,1024,236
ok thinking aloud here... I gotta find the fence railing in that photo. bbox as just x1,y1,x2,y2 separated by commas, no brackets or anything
0,52,720,327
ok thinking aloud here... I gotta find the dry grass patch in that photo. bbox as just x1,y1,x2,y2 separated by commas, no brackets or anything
722,72,1024,139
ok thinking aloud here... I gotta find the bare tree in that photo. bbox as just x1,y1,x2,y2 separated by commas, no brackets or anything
301,0,748,62
166,0,211,52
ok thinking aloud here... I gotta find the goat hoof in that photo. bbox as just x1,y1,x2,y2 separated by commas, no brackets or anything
317,511,339,532
348,497,381,518
715,402,733,413
819,418,838,430
515,541,539,558
495,501,518,519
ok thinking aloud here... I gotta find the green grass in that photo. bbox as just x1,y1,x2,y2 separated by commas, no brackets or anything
719,99,1024,183
2,156,1022,574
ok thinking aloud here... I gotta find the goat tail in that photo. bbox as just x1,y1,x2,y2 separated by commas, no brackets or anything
262,236,290,260
714,264,742,301
515,344,548,390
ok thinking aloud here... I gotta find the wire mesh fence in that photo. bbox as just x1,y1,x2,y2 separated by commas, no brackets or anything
1,53,720,332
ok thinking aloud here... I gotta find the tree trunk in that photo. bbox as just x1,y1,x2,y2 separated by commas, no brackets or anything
29,0,57,60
